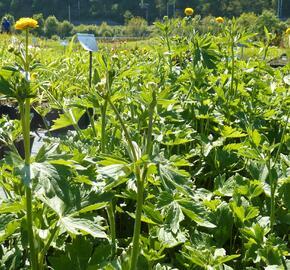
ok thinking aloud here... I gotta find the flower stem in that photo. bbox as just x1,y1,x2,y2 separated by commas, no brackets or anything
88,108,97,137
22,28,38,270
267,159,275,230
130,179,145,270
145,90,156,155
107,98,138,162
230,38,235,98
20,99,38,270
101,99,108,153
106,202,116,258
25,29,29,73
39,224,59,270
106,97,143,269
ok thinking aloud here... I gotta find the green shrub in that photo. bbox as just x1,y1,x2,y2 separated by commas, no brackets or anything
32,13,45,36
72,24,98,36
256,10,287,45
123,10,133,25
51,34,59,41
236,12,258,33
44,15,59,38
98,22,114,37
125,17,149,37
58,20,73,38
198,15,219,34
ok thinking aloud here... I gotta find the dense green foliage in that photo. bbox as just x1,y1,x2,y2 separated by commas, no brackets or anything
0,0,289,23
0,16,289,270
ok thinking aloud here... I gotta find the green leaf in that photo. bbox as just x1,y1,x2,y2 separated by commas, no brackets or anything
159,163,190,193
178,200,216,228
143,204,163,225
0,201,25,214
248,129,262,147
221,126,247,138
216,253,240,265
230,202,259,223
98,164,131,179
49,236,93,270
78,202,108,214
0,215,21,243
214,174,236,197
157,227,186,248
60,216,107,238
165,202,184,234
212,203,234,246
15,161,60,187
0,69,15,97
50,107,85,131
244,207,259,221
87,243,112,269
157,191,174,208
181,248,206,267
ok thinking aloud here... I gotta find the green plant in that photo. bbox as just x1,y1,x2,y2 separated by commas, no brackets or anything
126,17,149,37
44,16,59,38
58,20,73,38
0,14,289,270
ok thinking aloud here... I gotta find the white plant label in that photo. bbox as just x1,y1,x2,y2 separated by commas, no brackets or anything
60,40,68,46
77,33,98,52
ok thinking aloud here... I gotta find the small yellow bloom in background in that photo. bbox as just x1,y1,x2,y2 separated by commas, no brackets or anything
15,18,38,30
286,28,290,35
30,73,38,81
216,17,224,24
184,8,194,16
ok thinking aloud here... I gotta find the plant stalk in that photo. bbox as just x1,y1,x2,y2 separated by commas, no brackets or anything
101,99,108,153
130,179,145,270
106,202,116,258
39,224,59,270
132,90,156,270
20,99,38,270
22,28,38,270
106,97,143,269
230,39,235,98
267,159,275,230
100,93,115,258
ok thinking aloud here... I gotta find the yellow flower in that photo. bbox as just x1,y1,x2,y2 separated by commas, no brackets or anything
30,73,38,81
286,28,290,35
216,17,224,24
184,8,194,16
15,18,38,30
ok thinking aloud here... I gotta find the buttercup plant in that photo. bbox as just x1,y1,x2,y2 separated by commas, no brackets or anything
14,17,38,270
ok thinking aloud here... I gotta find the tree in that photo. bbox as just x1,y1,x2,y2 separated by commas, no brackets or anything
124,10,133,24
32,13,44,36
44,15,59,38
125,16,149,37
0,0,287,24
58,20,73,37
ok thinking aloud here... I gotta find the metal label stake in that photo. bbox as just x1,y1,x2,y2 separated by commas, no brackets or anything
77,33,98,88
